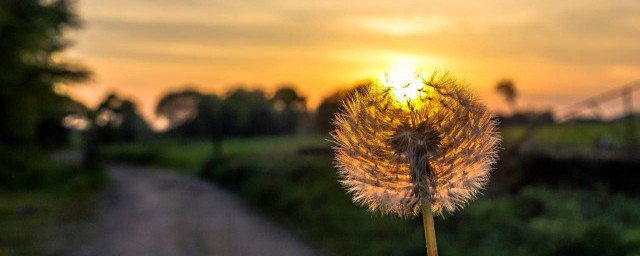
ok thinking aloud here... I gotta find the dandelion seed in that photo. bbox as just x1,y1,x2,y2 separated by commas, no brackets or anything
332,68,501,255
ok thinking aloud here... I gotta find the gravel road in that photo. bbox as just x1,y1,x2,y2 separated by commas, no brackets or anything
55,163,320,256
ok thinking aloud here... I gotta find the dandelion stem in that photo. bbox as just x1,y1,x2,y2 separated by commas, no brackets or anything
422,200,438,256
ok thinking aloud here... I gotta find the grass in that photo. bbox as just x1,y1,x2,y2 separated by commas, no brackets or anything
503,120,639,150
102,125,640,255
103,135,329,174
0,188,90,256
0,189,60,255
0,160,107,256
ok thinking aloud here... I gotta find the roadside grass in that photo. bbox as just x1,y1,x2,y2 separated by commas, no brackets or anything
0,189,61,256
0,160,107,256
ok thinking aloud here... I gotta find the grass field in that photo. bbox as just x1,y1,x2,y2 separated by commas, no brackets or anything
102,123,640,255
103,135,330,174
503,121,636,149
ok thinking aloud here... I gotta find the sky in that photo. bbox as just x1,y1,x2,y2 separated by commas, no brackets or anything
62,0,640,127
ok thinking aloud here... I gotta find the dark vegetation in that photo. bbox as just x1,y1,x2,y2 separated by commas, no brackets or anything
0,0,89,187
0,1,107,254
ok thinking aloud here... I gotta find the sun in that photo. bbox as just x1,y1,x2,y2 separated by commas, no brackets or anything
380,64,425,103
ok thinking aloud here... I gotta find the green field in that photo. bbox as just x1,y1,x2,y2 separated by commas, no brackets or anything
103,135,330,174
102,124,640,256
503,121,637,149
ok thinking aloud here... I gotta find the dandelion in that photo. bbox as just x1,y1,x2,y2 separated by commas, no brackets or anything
332,68,500,255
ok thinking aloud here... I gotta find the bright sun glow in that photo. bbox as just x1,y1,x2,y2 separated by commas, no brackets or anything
380,64,424,103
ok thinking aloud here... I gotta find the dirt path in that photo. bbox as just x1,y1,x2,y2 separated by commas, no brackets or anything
56,163,320,256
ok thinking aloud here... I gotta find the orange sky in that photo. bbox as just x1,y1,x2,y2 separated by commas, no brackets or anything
62,0,640,127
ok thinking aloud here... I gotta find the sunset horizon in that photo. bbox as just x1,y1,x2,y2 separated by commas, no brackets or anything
61,0,640,127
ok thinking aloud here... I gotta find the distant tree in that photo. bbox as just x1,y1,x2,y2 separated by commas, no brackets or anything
315,81,370,134
496,79,518,113
119,100,149,142
222,89,275,136
272,86,306,134
155,89,203,129
92,93,149,143
192,95,224,157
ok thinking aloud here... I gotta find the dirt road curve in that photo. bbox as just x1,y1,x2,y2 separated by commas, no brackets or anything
56,163,320,256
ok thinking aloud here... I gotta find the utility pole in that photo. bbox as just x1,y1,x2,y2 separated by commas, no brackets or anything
587,101,603,121
622,88,636,150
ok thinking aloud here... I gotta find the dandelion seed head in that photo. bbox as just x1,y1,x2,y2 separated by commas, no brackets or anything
332,69,501,217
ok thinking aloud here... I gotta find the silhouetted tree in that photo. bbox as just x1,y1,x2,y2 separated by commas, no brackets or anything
0,0,91,185
156,89,203,129
496,79,518,113
272,86,306,134
0,0,89,147
93,93,150,143
35,94,78,147
192,95,224,157
315,82,369,134
222,89,275,136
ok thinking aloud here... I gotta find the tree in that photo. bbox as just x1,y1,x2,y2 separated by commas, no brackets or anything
496,79,518,113
0,0,90,147
92,93,149,143
0,0,90,185
315,81,369,133
272,86,306,134
193,95,224,157
155,89,203,129
222,89,275,136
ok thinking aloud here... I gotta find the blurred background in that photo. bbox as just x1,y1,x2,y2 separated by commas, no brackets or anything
1,0,640,255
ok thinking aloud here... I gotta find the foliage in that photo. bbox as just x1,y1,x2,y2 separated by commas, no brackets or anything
155,89,203,129
496,79,517,111
191,95,223,137
159,88,308,139
315,82,369,133
440,187,640,256
91,93,151,143
0,0,90,186
220,89,276,136
0,0,89,147
272,87,307,134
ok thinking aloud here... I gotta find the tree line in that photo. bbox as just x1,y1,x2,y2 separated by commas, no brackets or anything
82,84,364,145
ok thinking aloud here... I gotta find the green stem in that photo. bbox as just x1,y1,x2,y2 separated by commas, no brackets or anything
422,200,438,256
